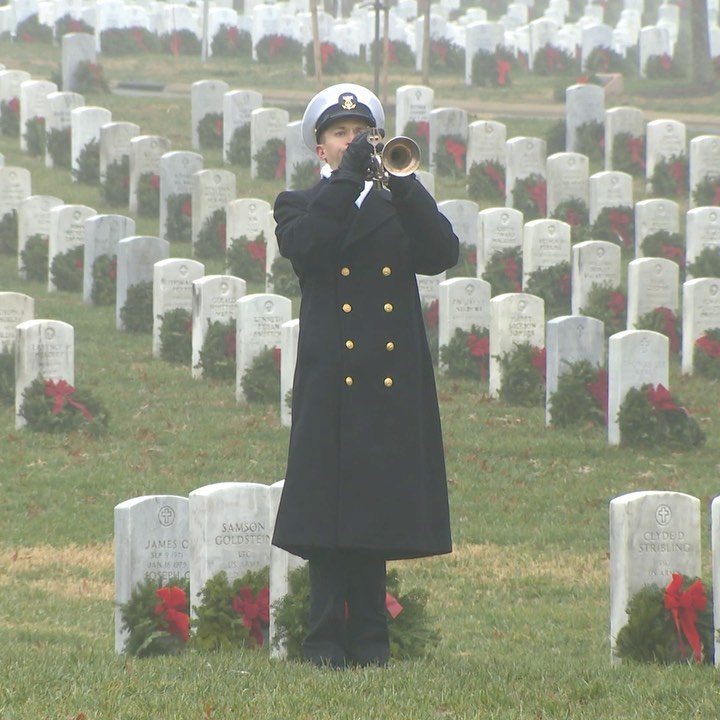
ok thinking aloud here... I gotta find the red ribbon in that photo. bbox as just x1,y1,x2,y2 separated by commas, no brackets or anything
425,299,439,328
712,185,720,206
233,586,270,646
628,137,645,169
131,28,148,52
660,54,672,71
655,307,679,353
664,573,707,663
531,346,546,382
246,238,266,264
8,97,19,115
483,163,505,194
169,32,181,57
44,379,94,422
269,35,285,57
431,40,447,61
416,121,429,140
181,200,192,217
228,27,238,45
320,42,335,64
607,291,626,318
646,383,681,412
565,208,581,227
501,255,521,292
670,160,686,196
467,335,489,380
585,368,608,424
528,181,547,217
275,143,286,180
545,46,560,72
214,117,223,138
444,139,465,170
696,334,720,358
607,210,631,248
149,173,160,190
496,59,511,86
344,593,404,620
224,331,236,358
272,347,281,370
154,586,190,641
108,258,117,280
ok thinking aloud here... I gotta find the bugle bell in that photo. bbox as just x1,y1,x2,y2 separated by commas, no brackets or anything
366,129,421,187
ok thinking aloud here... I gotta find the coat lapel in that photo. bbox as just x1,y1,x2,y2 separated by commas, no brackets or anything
342,189,394,251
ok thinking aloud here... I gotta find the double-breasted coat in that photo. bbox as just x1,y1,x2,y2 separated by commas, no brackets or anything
271,172,459,561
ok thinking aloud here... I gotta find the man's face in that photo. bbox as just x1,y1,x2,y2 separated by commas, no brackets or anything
316,119,371,170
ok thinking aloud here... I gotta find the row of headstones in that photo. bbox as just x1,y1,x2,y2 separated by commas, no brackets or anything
610,489,720,666
113,482,304,658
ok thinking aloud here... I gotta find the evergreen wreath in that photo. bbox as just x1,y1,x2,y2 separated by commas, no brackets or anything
240,347,281,403
161,30,201,56
272,564,440,662
197,112,223,150
645,54,683,80
481,246,522,296
20,234,49,282
120,576,190,657
402,120,429,160
532,44,576,76
0,348,14,404
687,246,720,279
19,376,109,435
47,127,71,169
98,158,122,203
120,281,154,334
433,134,466,179
583,46,625,73
73,61,109,94
226,232,266,284
524,261,571,319
226,123,251,166
634,307,681,354
100,27,157,55
617,383,706,449
423,299,439,365
497,342,546,406
371,39,414,67
612,132,645,177
255,34,303,63
195,208,227,260
159,308,192,364
290,160,320,190
269,255,300,297
0,210,18,255
253,138,286,182
470,47,515,86
55,13,94,37
574,121,604,164
73,139,100,184
439,325,489,381
211,25,251,57
429,38,464,73
549,360,608,428
136,172,160,217
0,97,20,137
694,328,720,380
15,14,52,43
580,284,626,338
91,254,117,306
640,230,684,267
692,176,720,207
24,116,45,157
511,173,546,221
650,154,688,199
614,574,712,665
193,568,270,651
591,206,634,254
165,193,192,242
197,319,236,381
50,245,84,292
551,198,590,244
305,41,351,76
448,242,477,279
467,160,505,203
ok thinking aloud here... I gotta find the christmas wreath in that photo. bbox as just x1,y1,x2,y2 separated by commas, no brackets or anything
429,38,464,73
614,574,712,665
687,246,720,278
579,284,626,338
120,576,190,657
100,27,158,55
136,171,160,217
371,39,415,67
640,230,684,267
402,120,429,160
305,41,351,76
162,30,201,56
255,34,303,63
692,176,720,207
120,281,153,333
268,255,300,297
290,160,320,190
24,116,45,157
50,246,84,292
15,14,52,43
193,568,269,651
73,139,100,184
612,132,645,176
226,232,266,284
549,360,607,428
470,47,515,87
694,328,720,379
497,342,546,406
634,307,681,354
195,208,227,260
272,564,440,661
47,127,72,169
617,383,705,449
583,46,625,73
439,325,489,381
211,25,251,57
551,198,590,244
532,44,576,76
20,234,49,282
19,376,109,435
197,319,236,381
433,134,466,179
481,246,522,296
0,210,18,255
591,206,634,254
574,121,604,164
240,347,281,403
55,13,94,37
467,160,505,203
91,254,117,306
0,97,20,137
447,242,477,279
197,112,223,150
645,54,683,80
511,173,546,221
650,154,688,199
226,123,251,166
423,299,439,365
0,349,14,404
524,261,571,319
74,61,109,94
165,193,192,242
159,308,192,364
253,138,286,182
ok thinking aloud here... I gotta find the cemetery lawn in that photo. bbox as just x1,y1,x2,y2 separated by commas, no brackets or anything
3,45,720,719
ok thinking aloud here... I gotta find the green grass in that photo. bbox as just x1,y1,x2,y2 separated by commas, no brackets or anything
2,44,720,719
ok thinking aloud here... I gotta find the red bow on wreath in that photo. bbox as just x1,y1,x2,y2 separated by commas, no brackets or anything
233,585,270,646
246,238,266,264
696,334,720,358
627,137,645,169
483,163,505,194
646,383,687,415
607,210,631,248
495,59,511,86
416,121,429,140
275,143,286,180
664,573,707,663
444,138,465,170
44,379,94,421
670,160,686,196
528,181,547,217
155,586,190,641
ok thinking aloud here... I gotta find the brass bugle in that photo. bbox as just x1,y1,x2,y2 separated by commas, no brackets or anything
366,129,421,186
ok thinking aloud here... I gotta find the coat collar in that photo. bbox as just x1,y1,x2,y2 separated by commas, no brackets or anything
342,187,394,250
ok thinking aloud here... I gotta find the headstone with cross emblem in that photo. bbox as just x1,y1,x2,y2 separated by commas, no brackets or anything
682,278,720,375
626,257,679,331
609,490,701,664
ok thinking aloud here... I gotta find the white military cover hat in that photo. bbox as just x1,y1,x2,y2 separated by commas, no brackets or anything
301,83,385,152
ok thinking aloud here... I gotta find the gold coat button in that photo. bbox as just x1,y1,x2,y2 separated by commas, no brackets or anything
384,377,393,387
385,341,395,351
341,267,351,277
345,340,354,349
382,266,392,276
345,376,353,386
383,303,393,313
342,303,352,313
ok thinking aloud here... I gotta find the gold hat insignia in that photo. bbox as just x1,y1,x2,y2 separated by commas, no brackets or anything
340,93,357,110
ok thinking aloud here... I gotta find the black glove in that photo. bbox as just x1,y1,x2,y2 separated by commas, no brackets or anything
335,131,373,182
